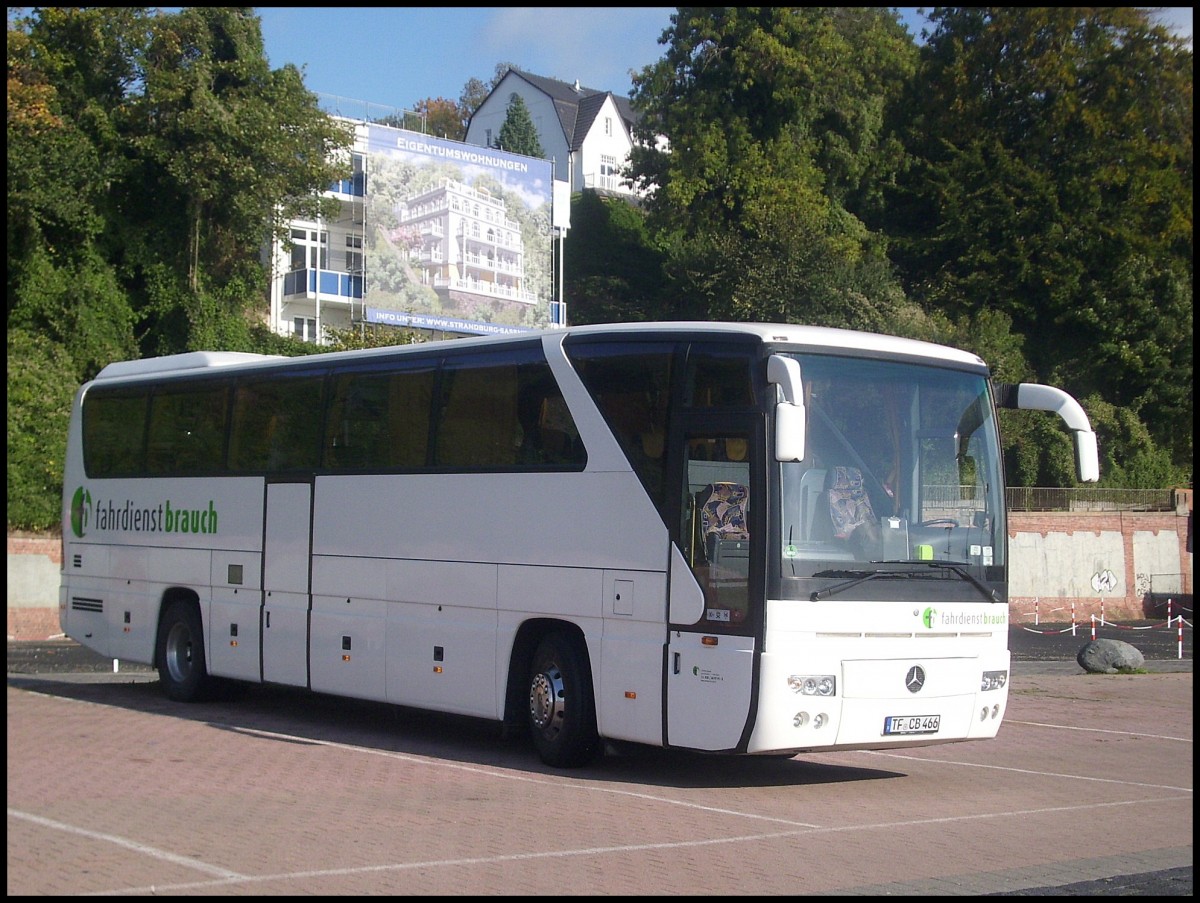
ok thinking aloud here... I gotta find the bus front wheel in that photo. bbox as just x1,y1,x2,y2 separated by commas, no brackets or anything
527,632,601,768
156,599,212,702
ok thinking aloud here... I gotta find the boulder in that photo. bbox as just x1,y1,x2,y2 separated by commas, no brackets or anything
1076,638,1146,674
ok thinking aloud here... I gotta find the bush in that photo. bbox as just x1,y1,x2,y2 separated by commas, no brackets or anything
7,330,78,531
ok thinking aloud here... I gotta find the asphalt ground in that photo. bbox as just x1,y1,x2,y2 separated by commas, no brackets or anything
7,621,1191,896
9,620,1192,674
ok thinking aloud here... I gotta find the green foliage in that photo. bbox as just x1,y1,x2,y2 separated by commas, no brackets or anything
1078,395,1192,489
5,8,1192,531
7,330,77,530
495,92,544,157
8,244,138,379
458,62,518,126
627,7,918,329
564,191,670,323
885,7,1192,473
323,325,424,351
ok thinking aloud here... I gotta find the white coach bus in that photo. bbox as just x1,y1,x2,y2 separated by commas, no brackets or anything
60,322,1099,767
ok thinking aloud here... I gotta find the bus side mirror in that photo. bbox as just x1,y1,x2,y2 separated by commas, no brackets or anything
1075,429,1100,484
997,382,1100,483
768,355,806,462
775,402,806,462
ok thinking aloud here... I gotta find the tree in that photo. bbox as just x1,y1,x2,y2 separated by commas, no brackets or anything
121,7,354,353
6,7,355,530
459,61,519,129
626,8,921,328
413,96,466,139
495,92,543,157
563,191,669,324
885,7,1193,472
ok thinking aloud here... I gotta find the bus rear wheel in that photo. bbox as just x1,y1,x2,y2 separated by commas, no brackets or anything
527,632,600,768
156,599,212,702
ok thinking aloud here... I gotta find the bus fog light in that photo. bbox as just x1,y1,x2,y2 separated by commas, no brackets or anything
980,707,988,722
793,711,809,728
981,670,1008,691
788,674,836,696
991,704,1001,719
813,713,827,728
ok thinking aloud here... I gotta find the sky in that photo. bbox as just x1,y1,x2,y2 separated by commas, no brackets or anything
253,7,1194,114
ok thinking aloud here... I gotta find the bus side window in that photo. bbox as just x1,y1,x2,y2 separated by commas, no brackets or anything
435,362,520,468
570,348,672,505
146,383,228,475
230,375,323,473
385,368,434,468
325,373,386,469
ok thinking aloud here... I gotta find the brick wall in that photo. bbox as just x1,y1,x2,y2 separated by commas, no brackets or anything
9,509,1192,640
1007,509,1192,623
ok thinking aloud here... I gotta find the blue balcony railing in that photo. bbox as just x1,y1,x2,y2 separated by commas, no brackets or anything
283,269,364,299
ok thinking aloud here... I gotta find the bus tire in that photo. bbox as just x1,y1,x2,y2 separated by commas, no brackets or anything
156,599,212,702
527,632,601,768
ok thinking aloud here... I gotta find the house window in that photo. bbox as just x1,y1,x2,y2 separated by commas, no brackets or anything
293,317,317,342
601,155,619,190
605,116,613,137
291,229,328,271
345,235,363,273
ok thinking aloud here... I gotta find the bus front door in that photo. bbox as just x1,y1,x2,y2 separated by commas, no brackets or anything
666,429,759,751
261,480,312,687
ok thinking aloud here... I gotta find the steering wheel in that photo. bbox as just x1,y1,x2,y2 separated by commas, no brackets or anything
919,518,960,528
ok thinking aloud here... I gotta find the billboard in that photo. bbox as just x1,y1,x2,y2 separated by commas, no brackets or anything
361,125,556,335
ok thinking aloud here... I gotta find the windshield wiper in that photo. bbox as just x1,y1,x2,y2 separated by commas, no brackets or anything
809,562,999,602
810,568,903,601
924,561,1000,603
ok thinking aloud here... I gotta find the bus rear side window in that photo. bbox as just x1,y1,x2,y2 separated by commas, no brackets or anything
83,389,148,478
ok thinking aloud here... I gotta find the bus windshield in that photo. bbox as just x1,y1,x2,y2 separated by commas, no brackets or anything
777,354,1005,593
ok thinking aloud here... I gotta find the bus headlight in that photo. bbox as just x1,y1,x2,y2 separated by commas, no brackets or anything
788,674,836,696
981,670,1008,691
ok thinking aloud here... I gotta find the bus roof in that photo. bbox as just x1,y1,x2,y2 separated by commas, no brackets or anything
89,322,985,383
95,351,284,380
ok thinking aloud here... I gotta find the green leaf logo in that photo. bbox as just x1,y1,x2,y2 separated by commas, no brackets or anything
70,486,92,538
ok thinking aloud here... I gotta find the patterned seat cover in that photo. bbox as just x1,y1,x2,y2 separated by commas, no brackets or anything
698,482,749,541
827,465,875,540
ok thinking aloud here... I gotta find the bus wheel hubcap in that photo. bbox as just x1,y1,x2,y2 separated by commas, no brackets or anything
166,624,192,682
530,665,565,734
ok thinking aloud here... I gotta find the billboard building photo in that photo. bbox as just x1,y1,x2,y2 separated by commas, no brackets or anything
270,120,558,342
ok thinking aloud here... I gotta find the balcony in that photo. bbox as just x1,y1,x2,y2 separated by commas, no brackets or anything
283,268,364,300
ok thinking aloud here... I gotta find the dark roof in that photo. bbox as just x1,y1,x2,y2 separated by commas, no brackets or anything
500,69,637,151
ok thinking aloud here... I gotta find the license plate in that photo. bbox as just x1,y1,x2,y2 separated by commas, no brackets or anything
884,714,941,735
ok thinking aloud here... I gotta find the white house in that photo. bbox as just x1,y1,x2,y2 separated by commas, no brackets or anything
464,69,646,199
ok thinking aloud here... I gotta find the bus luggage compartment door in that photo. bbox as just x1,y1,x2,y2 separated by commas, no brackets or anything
666,631,755,751
261,481,312,687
